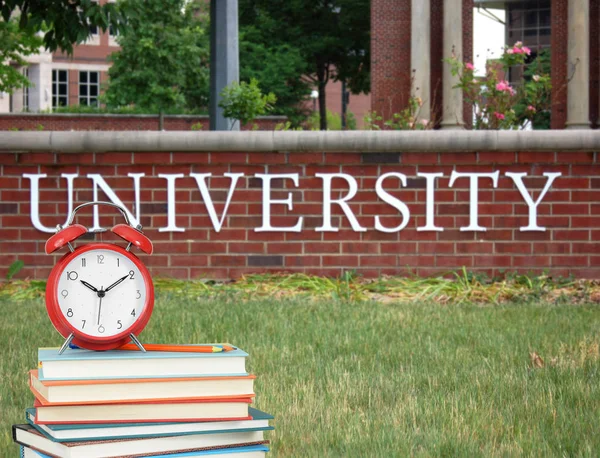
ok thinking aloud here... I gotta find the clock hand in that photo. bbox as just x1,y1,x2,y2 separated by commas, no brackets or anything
97,292,103,325
104,274,130,293
80,280,99,293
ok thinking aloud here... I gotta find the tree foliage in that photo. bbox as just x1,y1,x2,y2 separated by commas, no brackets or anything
238,0,370,129
1,0,122,54
219,78,276,128
103,0,209,123
0,18,42,93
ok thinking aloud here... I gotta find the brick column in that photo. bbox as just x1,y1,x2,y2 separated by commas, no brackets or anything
441,0,464,129
590,0,599,128
566,0,591,129
551,0,568,129
411,0,431,122
371,0,412,119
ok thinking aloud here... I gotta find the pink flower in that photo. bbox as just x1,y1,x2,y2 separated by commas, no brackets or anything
465,62,475,71
420,119,429,126
494,112,505,120
506,49,514,55
522,46,531,55
527,105,536,113
512,46,523,54
515,41,523,47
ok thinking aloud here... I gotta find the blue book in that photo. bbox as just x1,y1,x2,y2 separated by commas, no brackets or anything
38,345,249,380
20,444,269,458
26,407,274,442
14,424,270,457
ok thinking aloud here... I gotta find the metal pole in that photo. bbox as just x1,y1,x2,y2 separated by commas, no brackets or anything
209,0,239,131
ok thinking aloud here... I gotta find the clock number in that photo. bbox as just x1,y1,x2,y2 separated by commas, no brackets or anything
97,255,105,264
136,290,141,299
81,320,86,329
67,271,78,281
81,258,86,268
117,320,123,330
66,308,73,318
131,309,136,317
117,258,120,267
98,325,105,334
61,290,68,298
129,270,135,280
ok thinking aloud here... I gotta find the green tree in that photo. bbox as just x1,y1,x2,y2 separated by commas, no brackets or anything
219,78,276,128
103,0,209,129
238,0,370,130
0,18,42,94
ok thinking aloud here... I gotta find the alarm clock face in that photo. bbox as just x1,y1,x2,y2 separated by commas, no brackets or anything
55,248,148,338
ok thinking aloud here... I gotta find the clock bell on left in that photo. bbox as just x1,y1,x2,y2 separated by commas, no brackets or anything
44,202,155,354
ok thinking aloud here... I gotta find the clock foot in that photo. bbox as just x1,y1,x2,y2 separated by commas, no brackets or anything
129,333,146,352
58,333,75,355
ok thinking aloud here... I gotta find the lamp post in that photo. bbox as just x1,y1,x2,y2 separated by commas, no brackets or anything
310,90,319,112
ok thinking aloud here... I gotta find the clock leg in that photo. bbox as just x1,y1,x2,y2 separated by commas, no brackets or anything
129,333,147,352
58,333,75,355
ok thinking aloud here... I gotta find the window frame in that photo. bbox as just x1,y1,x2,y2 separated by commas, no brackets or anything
78,71,100,107
52,69,69,109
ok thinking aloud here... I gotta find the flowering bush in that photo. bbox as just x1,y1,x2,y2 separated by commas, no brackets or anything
364,95,434,130
447,42,552,130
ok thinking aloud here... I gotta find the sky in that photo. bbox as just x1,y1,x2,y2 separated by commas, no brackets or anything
473,7,506,76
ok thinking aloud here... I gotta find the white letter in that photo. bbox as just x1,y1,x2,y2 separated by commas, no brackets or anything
157,174,184,232
449,171,499,231
255,173,303,232
316,173,366,232
23,173,76,233
507,172,561,231
87,174,141,231
128,173,144,223
417,172,444,232
191,173,243,232
374,172,410,233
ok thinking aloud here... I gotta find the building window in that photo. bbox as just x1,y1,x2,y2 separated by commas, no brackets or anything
22,67,29,111
52,69,68,108
79,71,99,106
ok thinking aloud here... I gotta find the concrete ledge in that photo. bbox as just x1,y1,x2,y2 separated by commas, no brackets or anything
0,113,287,120
0,130,599,153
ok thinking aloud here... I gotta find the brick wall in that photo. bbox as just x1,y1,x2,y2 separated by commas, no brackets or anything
0,114,285,132
1,149,599,280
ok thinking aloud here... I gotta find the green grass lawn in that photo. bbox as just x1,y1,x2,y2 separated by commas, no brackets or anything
1,292,600,457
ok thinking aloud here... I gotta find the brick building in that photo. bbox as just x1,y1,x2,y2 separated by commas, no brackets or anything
371,0,597,130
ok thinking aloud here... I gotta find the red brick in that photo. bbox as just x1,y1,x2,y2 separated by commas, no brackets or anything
267,243,302,254
572,243,600,254
436,255,473,267
553,229,590,241
440,152,478,164
557,152,594,163
473,255,512,267
360,255,397,267
513,256,551,267
478,152,516,164
456,242,494,254
518,152,556,163
227,242,265,254
342,242,379,254
495,242,531,254
553,203,589,215
552,255,589,267
323,256,359,267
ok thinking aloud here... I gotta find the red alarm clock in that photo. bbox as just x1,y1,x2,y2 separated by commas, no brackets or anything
45,202,154,354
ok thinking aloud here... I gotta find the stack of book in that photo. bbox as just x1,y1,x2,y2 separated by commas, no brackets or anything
13,345,273,458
